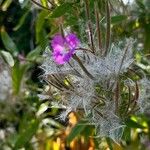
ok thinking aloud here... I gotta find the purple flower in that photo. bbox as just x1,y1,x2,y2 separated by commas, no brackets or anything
51,33,80,64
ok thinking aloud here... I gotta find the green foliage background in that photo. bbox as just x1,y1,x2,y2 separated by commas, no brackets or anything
0,0,150,149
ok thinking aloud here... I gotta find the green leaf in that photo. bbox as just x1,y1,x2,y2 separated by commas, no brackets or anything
36,10,48,34
0,27,18,55
144,25,150,53
136,0,145,10
13,10,30,31
26,46,42,61
12,63,27,94
66,120,87,143
82,125,94,141
50,3,72,18
40,0,48,7
1,0,12,11
106,137,113,150
14,119,39,149
111,15,127,24
122,127,131,141
35,10,49,47
0,50,14,67
125,119,145,129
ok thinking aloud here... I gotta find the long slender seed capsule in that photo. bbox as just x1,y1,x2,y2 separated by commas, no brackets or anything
128,82,139,114
75,47,93,53
95,109,104,118
131,81,139,107
114,81,120,114
128,68,142,79
65,77,74,89
50,75,64,88
73,54,94,79
118,45,129,74
134,81,139,101
104,0,111,56
52,75,70,90
68,62,82,77
56,75,74,90
94,1,102,54
84,0,95,53
46,80,63,91
125,86,132,114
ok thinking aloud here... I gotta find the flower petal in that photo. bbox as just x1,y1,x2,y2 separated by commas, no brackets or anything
51,34,64,49
65,33,80,49
51,33,80,64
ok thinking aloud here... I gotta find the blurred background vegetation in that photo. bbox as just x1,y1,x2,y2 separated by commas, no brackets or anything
0,0,150,149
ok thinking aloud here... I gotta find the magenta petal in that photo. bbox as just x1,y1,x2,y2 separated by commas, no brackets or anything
53,55,65,64
63,51,73,62
66,33,80,49
51,33,80,65
51,34,64,49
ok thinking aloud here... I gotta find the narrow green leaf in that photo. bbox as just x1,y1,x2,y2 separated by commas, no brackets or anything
106,137,113,150
122,127,131,141
40,0,48,7
125,119,145,129
67,120,87,143
14,119,39,149
26,46,42,61
12,63,27,94
13,10,30,31
136,0,145,10
111,15,127,24
35,10,49,46
0,27,18,54
0,50,14,67
36,10,48,33
82,125,94,141
50,3,72,18
1,0,12,11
